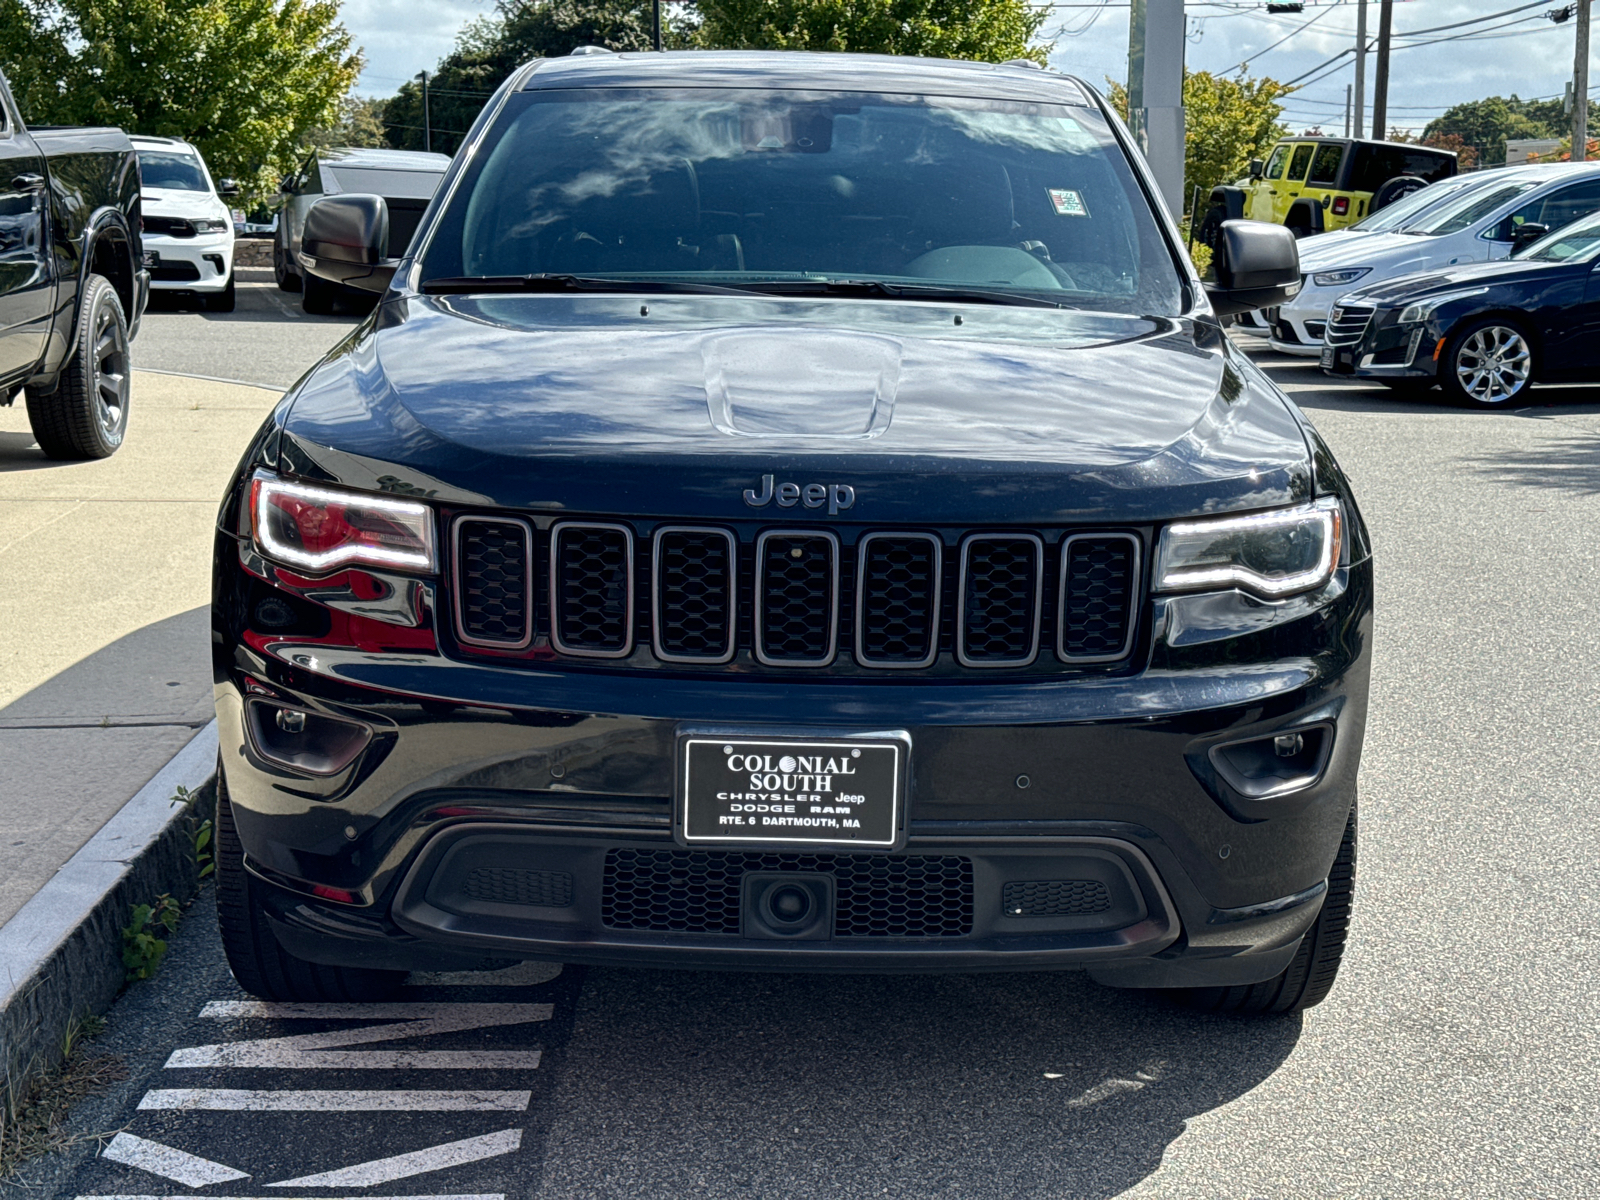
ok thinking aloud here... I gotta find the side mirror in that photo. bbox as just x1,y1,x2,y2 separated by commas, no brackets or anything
1204,220,1301,318
1511,221,1548,251
218,178,241,198
1248,158,1266,179
300,194,396,294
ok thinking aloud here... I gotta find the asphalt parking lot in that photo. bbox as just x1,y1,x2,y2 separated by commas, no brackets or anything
12,297,1600,1198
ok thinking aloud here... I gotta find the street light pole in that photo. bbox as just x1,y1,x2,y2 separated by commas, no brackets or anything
1372,0,1393,139
1353,0,1367,138
1576,0,1592,162
415,70,432,154
653,0,663,51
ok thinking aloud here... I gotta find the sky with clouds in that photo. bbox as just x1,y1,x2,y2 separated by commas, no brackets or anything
346,0,1596,137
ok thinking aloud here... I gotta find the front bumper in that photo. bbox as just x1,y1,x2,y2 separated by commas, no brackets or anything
143,231,234,291
1268,287,1341,357
215,534,1372,987
1320,312,1440,380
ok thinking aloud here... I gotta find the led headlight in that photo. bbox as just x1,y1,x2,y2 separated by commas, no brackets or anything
192,218,231,233
1397,286,1487,325
251,473,436,573
1155,498,1342,599
1311,268,1370,287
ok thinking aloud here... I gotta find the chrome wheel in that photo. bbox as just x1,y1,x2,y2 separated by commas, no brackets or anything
92,300,130,442
1454,325,1530,405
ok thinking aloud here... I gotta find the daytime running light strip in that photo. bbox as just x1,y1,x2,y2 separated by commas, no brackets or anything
1160,499,1341,598
254,476,435,573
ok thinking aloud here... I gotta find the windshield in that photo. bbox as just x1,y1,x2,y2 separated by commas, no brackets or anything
419,88,1184,315
138,151,210,192
1517,211,1600,261
1405,180,1540,236
1349,173,1487,232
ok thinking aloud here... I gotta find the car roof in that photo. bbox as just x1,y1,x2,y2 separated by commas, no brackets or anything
130,135,197,154
520,50,1094,106
319,147,451,172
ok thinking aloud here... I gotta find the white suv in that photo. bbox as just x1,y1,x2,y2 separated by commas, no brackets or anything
1267,162,1600,355
133,136,238,311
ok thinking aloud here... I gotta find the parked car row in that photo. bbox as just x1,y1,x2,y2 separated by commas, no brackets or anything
133,134,240,311
1236,161,1600,407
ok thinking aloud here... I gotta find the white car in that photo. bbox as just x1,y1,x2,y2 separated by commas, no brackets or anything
1230,171,1502,338
1267,162,1600,355
133,135,239,311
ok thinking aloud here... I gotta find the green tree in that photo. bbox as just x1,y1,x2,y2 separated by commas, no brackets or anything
1422,95,1565,166
1107,69,1293,210
691,0,1049,62
0,0,360,200
308,95,390,151
385,0,681,153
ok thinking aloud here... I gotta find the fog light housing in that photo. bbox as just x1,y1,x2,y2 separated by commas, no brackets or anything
246,699,371,777
1210,723,1333,799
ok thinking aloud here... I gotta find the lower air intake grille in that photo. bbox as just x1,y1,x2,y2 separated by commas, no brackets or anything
550,522,632,657
455,518,532,648
600,849,974,937
959,535,1042,666
856,534,940,667
463,867,573,907
756,532,838,666
1059,534,1137,661
653,528,735,662
1002,879,1111,917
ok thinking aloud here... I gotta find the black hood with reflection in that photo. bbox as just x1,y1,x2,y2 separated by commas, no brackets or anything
274,295,1312,524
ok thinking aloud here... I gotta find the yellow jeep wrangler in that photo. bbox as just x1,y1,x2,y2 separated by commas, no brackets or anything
1200,137,1457,245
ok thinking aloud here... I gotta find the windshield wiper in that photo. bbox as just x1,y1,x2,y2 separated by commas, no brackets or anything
420,274,765,297
738,278,1067,308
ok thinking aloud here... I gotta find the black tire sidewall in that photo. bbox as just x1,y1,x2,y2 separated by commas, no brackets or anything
1439,317,1534,408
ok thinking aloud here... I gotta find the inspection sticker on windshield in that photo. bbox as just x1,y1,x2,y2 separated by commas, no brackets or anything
1048,188,1089,217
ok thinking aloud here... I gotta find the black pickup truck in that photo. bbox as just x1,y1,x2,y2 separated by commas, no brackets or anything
0,68,146,459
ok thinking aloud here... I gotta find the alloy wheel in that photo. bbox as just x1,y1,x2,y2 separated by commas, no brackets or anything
1454,325,1530,405
92,298,130,440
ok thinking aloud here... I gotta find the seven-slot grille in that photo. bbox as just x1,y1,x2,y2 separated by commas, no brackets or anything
1324,304,1374,346
452,522,1141,671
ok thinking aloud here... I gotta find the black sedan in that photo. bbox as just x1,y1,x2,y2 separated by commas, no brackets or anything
1320,211,1600,406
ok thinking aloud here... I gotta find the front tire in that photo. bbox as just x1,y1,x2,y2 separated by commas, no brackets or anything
205,275,236,313
274,239,302,293
1198,203,1227,252
1169,806,1356,1016
1439,318,1534,408
216,770,404,1001
24,273,130,460
301,269,338,315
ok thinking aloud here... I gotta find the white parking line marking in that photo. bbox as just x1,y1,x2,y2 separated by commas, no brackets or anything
137,1089,532,1112
100,1133,250,1186
75,1195,505,1200
267,1129,524,1187
166,1003,551,1069
408,962,562,987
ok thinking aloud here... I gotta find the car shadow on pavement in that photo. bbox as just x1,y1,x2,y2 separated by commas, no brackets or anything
540,967,1301,1197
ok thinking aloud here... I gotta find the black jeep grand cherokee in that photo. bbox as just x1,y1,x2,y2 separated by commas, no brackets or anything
213,51,1369,1016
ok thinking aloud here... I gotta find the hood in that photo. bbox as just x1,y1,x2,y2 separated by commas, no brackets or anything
141,187,226,219
272,295,1313,525
1341,257,1567,307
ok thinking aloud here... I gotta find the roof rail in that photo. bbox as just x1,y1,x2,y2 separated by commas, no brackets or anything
570,45,614,55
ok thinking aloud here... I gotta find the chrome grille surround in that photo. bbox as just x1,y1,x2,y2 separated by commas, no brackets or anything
1324,304,1374,346
451,516,535,650
548,521,635,658
651,525,737,665
854,531,942,669
753,529,840,668
956,533,1044,669
1057,532,1140,664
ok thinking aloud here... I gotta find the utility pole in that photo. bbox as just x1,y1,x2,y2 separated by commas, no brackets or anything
1353,0,1367,138
1344,83,1353,137
414,71,432,154
1371,0,1393,139
1126,0,1186,216
653,0,663,51
1576,0,1592,162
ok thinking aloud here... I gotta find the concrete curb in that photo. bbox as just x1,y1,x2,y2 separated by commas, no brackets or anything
0,721,218,1098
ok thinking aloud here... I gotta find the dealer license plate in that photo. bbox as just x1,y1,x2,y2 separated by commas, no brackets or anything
678,734,906,849
1320,344,1334,369
142,250,160,267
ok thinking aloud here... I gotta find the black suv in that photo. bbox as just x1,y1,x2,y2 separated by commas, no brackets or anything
212,51,1369,1016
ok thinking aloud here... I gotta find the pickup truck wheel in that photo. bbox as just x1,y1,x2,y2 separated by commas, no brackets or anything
274,240,302,292
204,276,236,313
1167,806,1356,1016
1197,203,1227,251
215,769,405,1002
25,274,130,460
302,270,338,315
